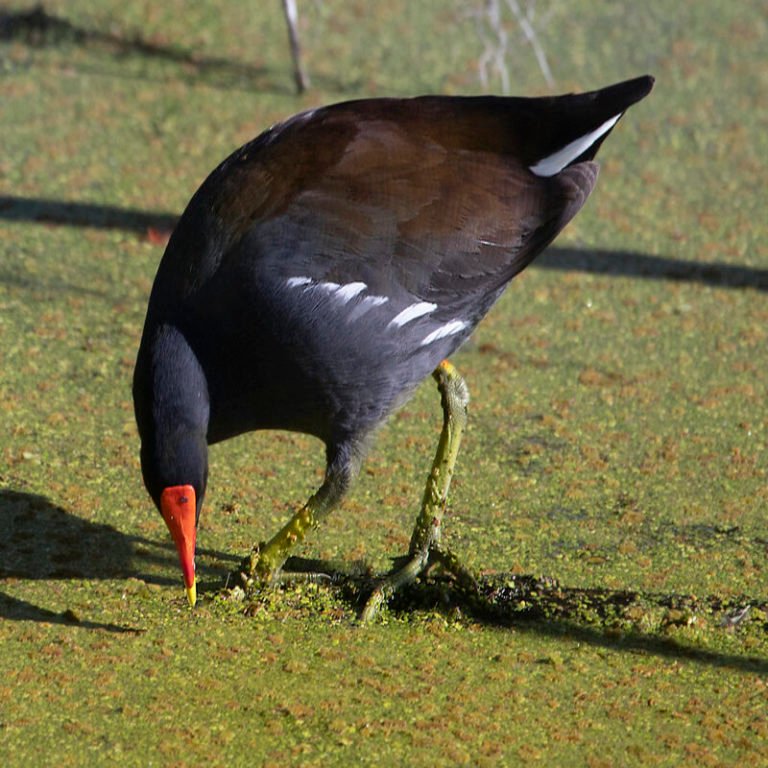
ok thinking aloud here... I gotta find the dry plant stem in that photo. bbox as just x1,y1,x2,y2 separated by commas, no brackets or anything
282,0,309,93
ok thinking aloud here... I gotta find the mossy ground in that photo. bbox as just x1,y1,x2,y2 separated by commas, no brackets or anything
1,1,766,765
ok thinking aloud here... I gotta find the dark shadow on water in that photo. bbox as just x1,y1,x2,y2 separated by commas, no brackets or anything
0,488,235,626
509,610,768,677
0,195,178,297
0,4,297,94
341,570,768,676
2,195,767,293
0,195,178,234
537,247,768,292
467,577,768,676
0,590,143,632
1,488,172,582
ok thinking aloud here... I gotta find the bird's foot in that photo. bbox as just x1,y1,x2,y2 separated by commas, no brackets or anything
227,550,353,600
359,545,478,622
227,488,338,597
226,543,277,592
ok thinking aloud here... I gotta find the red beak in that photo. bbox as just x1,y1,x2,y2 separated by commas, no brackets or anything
160,485,197,606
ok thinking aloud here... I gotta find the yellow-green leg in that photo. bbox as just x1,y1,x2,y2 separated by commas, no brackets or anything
236,444,358,586
360,359,471,622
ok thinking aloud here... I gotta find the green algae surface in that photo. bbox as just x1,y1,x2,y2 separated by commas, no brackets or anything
1,1,766,765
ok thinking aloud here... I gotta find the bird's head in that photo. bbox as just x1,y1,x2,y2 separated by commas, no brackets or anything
134,323,210,607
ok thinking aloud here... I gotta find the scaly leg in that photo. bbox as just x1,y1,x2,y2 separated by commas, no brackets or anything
235,441,360,586
361,359,471,621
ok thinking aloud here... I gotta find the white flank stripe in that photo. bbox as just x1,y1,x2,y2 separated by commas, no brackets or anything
420,320,468,346
286,276,312,288
529,113,622,177
387,301,437,328
332,281,367,304
361,295,388,309
315,281,341,294
346,294,388,323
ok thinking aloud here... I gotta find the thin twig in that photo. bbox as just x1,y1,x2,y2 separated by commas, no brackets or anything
504,0,555,87
281,0,309,93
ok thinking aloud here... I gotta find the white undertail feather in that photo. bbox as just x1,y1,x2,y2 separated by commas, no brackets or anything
529,113,622,177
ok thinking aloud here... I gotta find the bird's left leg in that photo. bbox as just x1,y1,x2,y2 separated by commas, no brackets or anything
361,359,475,621
236,441,360,586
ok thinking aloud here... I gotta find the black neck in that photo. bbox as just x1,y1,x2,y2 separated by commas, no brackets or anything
134,323,210,514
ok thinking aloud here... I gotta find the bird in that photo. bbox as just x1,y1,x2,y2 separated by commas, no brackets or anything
133,75,654,617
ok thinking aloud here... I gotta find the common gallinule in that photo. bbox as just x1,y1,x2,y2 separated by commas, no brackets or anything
133,75,654,617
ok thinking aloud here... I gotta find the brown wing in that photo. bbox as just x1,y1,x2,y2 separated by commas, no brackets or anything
191,100,597,324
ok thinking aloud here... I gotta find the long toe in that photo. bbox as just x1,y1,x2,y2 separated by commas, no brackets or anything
360,551,430,621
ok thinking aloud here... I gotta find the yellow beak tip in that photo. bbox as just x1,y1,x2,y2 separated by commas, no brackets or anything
186,581,197,607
